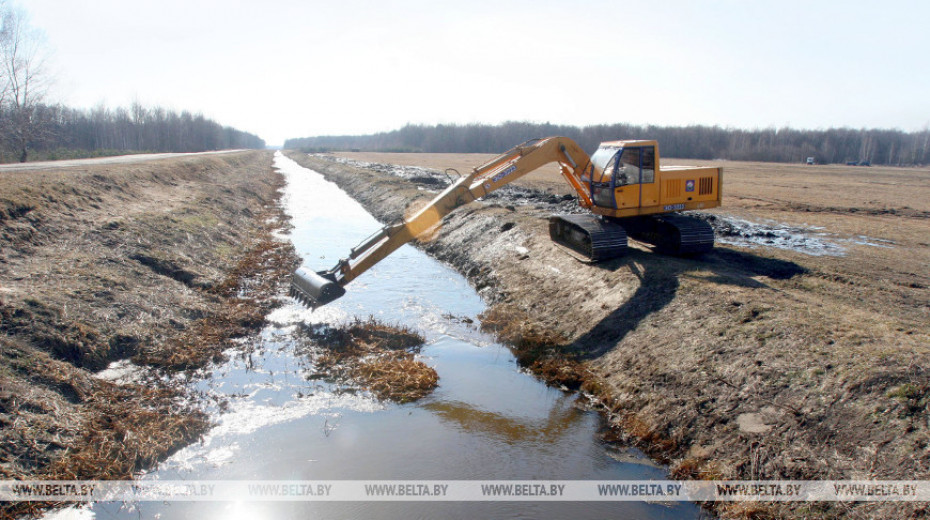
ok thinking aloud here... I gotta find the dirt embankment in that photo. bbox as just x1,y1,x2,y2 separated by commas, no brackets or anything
286,151,930,520
0,151,297,516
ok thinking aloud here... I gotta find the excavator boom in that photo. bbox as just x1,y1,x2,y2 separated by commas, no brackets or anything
291,137,594,308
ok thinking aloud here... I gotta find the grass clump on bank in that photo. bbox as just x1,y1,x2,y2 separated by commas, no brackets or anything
299,317,437,403
46,383,209,479
478,304,591,390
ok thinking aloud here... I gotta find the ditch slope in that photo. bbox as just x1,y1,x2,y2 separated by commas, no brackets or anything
286,151,930,520
0,151,296,517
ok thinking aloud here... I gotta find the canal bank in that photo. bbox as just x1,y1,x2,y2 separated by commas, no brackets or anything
0,151,297,519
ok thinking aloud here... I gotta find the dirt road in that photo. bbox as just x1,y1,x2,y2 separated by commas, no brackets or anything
0,149,246,172
288,151,930,520
0,151,295,516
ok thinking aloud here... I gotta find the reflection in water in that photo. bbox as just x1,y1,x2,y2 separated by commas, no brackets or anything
424,397,582,445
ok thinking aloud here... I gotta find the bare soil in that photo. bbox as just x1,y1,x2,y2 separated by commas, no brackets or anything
292,151,930,520
0,151,297,518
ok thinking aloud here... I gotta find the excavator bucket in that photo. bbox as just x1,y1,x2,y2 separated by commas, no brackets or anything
290,267,346,308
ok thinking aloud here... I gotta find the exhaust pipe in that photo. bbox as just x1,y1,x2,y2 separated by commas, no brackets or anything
290,267,346,308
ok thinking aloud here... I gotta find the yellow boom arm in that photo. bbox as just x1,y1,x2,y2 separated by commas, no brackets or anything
291,137,593,307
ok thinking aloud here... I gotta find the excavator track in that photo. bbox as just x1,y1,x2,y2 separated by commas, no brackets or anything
548,214,628,262
621,213,715,255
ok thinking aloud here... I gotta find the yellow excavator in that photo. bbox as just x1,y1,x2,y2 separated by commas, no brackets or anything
290,137,722,308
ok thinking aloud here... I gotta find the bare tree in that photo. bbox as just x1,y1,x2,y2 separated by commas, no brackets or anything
0,4,50,162
0,1,9,160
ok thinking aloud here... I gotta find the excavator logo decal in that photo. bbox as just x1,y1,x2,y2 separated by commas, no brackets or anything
685,180,696,192
491,165,518,183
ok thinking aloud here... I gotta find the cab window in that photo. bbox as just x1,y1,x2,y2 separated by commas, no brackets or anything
615,146,656,185
641,146,655,183
616,148,640,186
588,146,619,184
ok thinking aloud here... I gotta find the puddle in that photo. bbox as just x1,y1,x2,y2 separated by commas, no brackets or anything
695,213,894,256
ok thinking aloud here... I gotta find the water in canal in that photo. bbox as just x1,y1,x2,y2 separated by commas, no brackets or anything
69,153,705,519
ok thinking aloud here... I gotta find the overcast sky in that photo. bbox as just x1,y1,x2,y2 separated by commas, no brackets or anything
22,0,930,146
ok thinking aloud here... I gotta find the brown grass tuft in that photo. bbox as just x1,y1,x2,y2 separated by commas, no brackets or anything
299,317,437,402
478,304,591,389
357,353,439,403
46,383,209,479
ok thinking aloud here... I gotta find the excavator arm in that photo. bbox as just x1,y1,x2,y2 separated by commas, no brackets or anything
290,137,594,308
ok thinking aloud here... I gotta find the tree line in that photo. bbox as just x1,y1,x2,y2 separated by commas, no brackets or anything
285,122,930,166
0,102,265,162
0,3,263,163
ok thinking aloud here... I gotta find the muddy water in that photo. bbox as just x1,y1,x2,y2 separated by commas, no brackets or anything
75,153,705,519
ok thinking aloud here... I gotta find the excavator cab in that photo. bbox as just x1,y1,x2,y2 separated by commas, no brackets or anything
552,139,716,260
585,142,658,210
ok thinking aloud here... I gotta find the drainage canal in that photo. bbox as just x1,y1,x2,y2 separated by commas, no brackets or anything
75,153,705,519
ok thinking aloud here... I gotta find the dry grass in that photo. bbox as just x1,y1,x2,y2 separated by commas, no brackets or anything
0,347,210,519
356,354,439,403
1,384,208,519
134,213,296,371
45,383,208,479
299,317,437,403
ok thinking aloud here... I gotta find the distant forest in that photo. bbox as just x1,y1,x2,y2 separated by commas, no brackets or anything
285,122,930,166
0,103,265,162
0,4,264,163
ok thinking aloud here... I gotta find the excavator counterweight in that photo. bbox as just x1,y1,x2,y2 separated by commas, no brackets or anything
290,137,722,308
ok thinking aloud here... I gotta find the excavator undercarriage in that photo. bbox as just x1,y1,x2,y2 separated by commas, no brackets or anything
621,213,715,255
548,212,714,261
548,214,627,262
